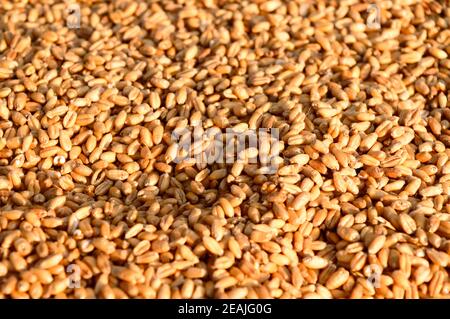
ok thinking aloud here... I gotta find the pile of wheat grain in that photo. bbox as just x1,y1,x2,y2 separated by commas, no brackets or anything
0,0,449,299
